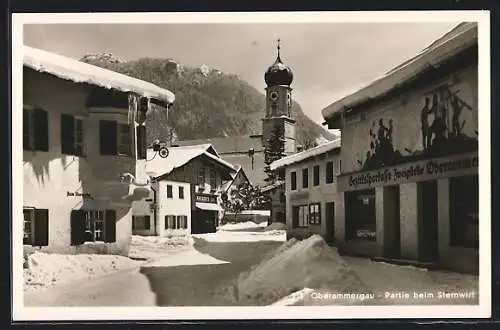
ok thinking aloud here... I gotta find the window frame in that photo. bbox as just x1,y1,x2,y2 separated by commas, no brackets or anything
83,210,107,243
209,169,216,190
309,203,321,225
302,168,309,189
23,208,34,245
198,167,206,186
325,161,334,184
132,215,151,230
167,185,173,198
290,171,297,191
117,122,132,156
179,186,185,199
292,204,309,228
313,165,320,186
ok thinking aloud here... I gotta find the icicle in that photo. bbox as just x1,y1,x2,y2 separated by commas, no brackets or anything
127,94,138,125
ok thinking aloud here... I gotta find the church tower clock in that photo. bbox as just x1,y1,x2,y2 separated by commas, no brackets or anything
262,39,297,155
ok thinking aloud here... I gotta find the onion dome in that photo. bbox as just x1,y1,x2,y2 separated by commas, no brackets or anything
264,39,293,87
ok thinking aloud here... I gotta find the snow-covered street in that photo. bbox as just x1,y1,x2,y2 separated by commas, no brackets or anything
23,222,479,307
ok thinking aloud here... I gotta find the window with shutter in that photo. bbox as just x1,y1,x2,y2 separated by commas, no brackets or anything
167,185,173,198
179,186,184,199
33,108,49,152
302,168,309,188
71,210,86,246
100,120,117,155
136,125,147,159
33,209,49,246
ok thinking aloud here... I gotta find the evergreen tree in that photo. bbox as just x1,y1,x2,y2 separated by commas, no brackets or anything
263,124,286,184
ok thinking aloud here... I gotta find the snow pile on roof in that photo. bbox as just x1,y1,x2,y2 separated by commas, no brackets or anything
24,251,141,293
322,22,477,120
192,229,286,243
270,139,341,170
231,235,370,306
218,221,268,231
264,222,286,231
146,144,235,178
23,45,175,105
128,234,193,261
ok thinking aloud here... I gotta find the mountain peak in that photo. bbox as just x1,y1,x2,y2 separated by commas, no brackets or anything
81,52,124,64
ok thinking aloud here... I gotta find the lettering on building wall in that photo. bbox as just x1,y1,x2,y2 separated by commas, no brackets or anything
66,191,93,199
344,153,478,190
358,82,477,172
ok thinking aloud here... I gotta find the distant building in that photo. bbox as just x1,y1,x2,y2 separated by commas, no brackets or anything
22,45,175,256
132,144,236,235
322,22,478,273
271,140,341,242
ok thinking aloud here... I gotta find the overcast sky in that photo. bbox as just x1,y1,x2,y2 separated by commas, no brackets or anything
24,22,458,126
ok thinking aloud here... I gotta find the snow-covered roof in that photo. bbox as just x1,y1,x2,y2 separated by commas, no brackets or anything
23,45,175,105
270,139,341,171
261,180,285,193
321,22,477,121
146,144,236,179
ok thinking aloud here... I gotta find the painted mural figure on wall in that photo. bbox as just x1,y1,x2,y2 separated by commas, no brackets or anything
360,83,477,172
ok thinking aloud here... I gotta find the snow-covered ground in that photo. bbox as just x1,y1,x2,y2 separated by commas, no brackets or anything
128,234,193,261
24,235,193,293
146,248,229,267
193,229,286,243
218,221,268,231
24,252,142,293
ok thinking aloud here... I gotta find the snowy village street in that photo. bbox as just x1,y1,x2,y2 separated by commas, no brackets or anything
24,221,479,307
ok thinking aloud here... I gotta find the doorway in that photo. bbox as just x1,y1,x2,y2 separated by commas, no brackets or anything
383,185,401,259
419,180,439,262
325,202,335,244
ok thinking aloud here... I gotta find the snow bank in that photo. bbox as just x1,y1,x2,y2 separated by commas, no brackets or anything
24,251,141,293
128,234,193,261
145,249,229,267
219,221,268,231
193,230,286,243
232,235,370,306
264,222,286,231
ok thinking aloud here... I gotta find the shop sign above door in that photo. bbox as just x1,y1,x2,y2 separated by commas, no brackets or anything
338,151,478,191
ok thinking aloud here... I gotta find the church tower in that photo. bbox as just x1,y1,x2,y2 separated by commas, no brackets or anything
262,39,296,156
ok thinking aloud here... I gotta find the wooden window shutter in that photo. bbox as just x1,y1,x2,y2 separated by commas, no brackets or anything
99,120,117,155
60,114,75,155
132,216,136,230
164,215,168,229
23,109,32,150
33,108,49,151
136,125,147,160
104,210,117,243
33,209,49,247
70,210,86,246
144,215,151,230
